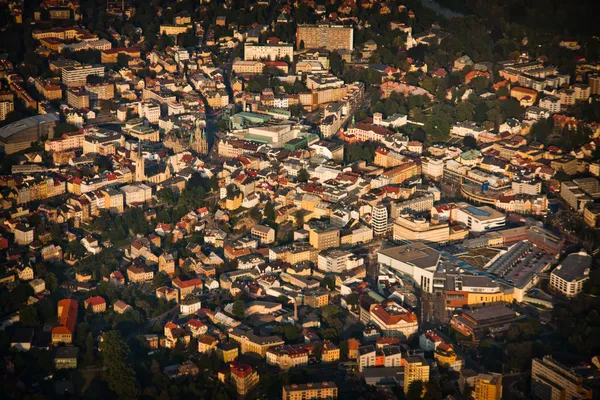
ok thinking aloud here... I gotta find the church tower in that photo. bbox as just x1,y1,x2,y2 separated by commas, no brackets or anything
135,140,145,182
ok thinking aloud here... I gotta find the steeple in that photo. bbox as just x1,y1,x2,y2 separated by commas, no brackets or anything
135,139,145,182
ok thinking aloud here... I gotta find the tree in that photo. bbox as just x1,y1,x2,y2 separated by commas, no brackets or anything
86,332,95,366
156,188,176,205
101,330,138,399
45,272,58,293
320,276,335,291
117,53,132,68
297,168,310,183
463,135,478,149
231,300,246,319
67,240,87,260
19,306,39,327
263,201,275,222
406,380,425,400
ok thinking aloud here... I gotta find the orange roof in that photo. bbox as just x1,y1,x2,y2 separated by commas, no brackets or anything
84,296,106,307
54,299,78,336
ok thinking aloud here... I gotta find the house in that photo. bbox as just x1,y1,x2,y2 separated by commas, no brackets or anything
198,334,219,353
29,278,46,294
113,300,132,314
127,263,154,283
172,277,203,300
54,346,79,369
84,296,107,313
180,296,202,315
186,319,208,337
17,264,34,281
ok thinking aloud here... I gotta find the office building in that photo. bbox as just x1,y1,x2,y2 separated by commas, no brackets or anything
61,64,105,87
0,114,59,154
449,305,517,339
377,243,441,293
455,203,506,232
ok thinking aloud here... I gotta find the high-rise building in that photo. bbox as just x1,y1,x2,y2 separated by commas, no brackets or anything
296,24,354,51
372,203,388,237
531,356,592,400
403,355,430,394
61,64,105,87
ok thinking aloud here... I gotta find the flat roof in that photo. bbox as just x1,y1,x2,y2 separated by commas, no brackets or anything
553,252,591,282
378,242,440,271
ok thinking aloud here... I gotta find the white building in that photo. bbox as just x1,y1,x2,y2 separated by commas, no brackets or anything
244,43,293,61
377,243,441,293
372,203,388,237
180,297,202,315
120,183,153,205
317,249,364,273
550,251,591,298
539,96,561,113
455,203,505,232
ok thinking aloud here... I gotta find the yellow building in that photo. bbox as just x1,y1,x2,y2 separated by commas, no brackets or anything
321,342,340,363
309,227,340,250
230,362,259,396
224,192,243,211
404,356,430,394
283,382,338,400
159,24,192,35
218,343,239,363
473,373,503,400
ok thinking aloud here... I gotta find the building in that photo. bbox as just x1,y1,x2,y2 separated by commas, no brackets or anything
455,203,506,232
282,382,338,400
473,373,503,400
358,344,402,372
0,114,59,155
266,345,309,370
296,24,354,50
393,215,450,244
120,183,152,205
229,328,284,357
14,224,34,245
84,296,107,313
550,251,591,298
251,225,276,244
52,299,78,344
377,243,441,293
372,203,388,237
531,356,592,400
370,301,419,339
230,361,259,396
449,305,517,340
403,356,430,394
61,64,105,87
180,296,202,315
54,346,79,370
308,223,340,250
67,87,90,109
244,43,293,61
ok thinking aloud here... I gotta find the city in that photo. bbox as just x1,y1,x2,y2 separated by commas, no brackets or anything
0,0,599,399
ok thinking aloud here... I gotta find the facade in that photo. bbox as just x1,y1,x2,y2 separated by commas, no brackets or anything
282,382,338,400
531,356,592,400
550,251,591,297
403,356,430,394
296,24,354,50
61,64,105,87
230,362,260,396
229,328,284,357
266,345,309,370
473,373,503,400
372,203,388,237
449,305,517,339
377,243,441,293
244,43,293,61
369,302,419,339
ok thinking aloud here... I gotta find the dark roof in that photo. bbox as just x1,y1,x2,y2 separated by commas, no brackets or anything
553,252,591,282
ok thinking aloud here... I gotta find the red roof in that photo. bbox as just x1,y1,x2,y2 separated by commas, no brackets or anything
173,277,203,289
84,296,106,307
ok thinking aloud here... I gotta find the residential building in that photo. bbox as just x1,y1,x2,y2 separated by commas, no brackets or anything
229,328,284,357
54,347,79,370
83,296,106,313
531,356,592,400
296,24,354,51
282,382,338,400
230,361,259,396
244,43,293,61
266,345,309,370
403,355,430,394
61,64,105,87
473,373,503,400
372,203,388,237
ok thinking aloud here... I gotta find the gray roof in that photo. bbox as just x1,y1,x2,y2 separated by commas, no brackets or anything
0,114,59,139
378,243,441,271
552,252,591,282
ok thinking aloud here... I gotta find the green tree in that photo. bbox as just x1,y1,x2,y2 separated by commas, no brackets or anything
406,380,425,400
156,188,176,205
263,201,276,222
86,332,95,366
19,306,39,327
231,300,246,319
297,168,310,183
45,272,58,293
100,330,138,399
